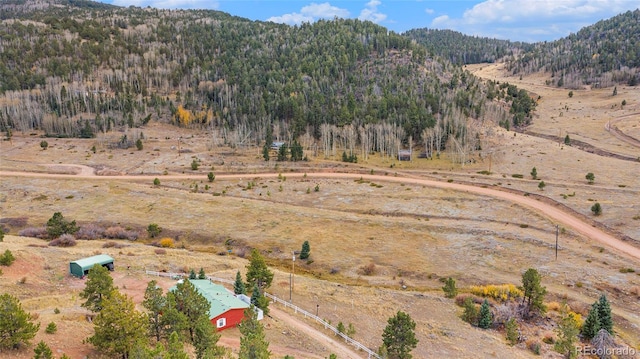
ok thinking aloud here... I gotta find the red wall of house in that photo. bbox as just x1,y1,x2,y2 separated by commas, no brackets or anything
211,308,247,331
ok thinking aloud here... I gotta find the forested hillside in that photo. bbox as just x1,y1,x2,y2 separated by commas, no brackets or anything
0,0,534,161
506,9,640,88
404,28,530,65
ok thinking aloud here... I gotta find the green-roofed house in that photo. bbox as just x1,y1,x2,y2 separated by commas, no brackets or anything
69,254,114,278
172,279,258,331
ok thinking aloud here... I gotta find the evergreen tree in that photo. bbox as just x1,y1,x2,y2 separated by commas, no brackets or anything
478,299,492,329
198,267,206,279
193,316,223,359
45,322,57,334
597,294,613,334
0,249,15,266
189,269,197,279
564,134,571,145
581,302,601,340
166,331,189,359
245,249,274,290
299,241,311,260
87,290,148,358
277,143,289,161
147,223,161,238
45,212,78,238
442,277,458,298
239,306,270,359
381,311,418,359
290,140,303,161
0,294,40,349
160,293,189,341
591,202,602,215
33,340,53,359
80,264,115,312
234,271,246,295
538,181,546,191
250,283,269,315
530,167,537,179
554,310,580,359
251,283,261,308
171,280,210,342
130,340,167,359
520,268,546,315
505,318,518,345
143,280,166,342
0,226,5,242
262,144,270,162
461,297,478,325
586,172,595,184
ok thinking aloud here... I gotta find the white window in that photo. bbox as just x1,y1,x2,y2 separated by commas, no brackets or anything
216,318,226,328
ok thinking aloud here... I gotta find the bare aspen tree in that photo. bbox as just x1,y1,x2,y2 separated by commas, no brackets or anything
344,124,357,157
320,123,332,158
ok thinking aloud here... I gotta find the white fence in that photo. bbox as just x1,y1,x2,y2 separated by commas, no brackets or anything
265,293,381,359
145,270,234,285
145,270,380,359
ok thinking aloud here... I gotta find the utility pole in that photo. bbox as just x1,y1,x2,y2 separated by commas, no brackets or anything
290,251,295,301
556,224,560,260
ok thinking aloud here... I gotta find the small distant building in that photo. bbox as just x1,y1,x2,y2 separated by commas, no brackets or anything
398,149,412,161
172,279,261,331
69,254,114,278
270,141,285,150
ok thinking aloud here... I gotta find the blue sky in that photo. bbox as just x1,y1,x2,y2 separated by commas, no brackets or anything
99,0,640,42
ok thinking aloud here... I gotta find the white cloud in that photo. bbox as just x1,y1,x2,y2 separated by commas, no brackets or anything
300,2,349,18
267,2,349,26
358,0,387,23
424,8,434,15
112,0,219,9
267,13,315,25
430,0,640,41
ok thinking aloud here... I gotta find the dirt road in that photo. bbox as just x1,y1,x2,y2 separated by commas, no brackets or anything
606,112,640,149
2,169,639,263
268,307,364,359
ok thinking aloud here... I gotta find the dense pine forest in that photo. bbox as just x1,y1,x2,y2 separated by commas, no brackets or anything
0,0,527,162
406,11,640,90
505,9,640,88
404,28,531,65
4,1,637,160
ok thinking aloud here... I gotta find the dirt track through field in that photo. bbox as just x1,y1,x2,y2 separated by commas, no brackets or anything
2,169,640,263
268,307,363,359
606,112,640,148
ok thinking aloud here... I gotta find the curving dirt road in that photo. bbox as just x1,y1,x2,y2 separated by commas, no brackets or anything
606,112,640,149
2,168,640,263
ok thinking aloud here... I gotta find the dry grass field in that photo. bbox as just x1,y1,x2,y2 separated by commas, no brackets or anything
1,65,639,358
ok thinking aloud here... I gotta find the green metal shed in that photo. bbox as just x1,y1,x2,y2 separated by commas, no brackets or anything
69,254,114,277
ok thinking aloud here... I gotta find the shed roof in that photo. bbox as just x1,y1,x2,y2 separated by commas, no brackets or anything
173,279,249,319
71,254,114,269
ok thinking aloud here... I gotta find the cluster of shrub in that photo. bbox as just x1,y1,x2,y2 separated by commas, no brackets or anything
441,270,621,357
13,212,140,248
